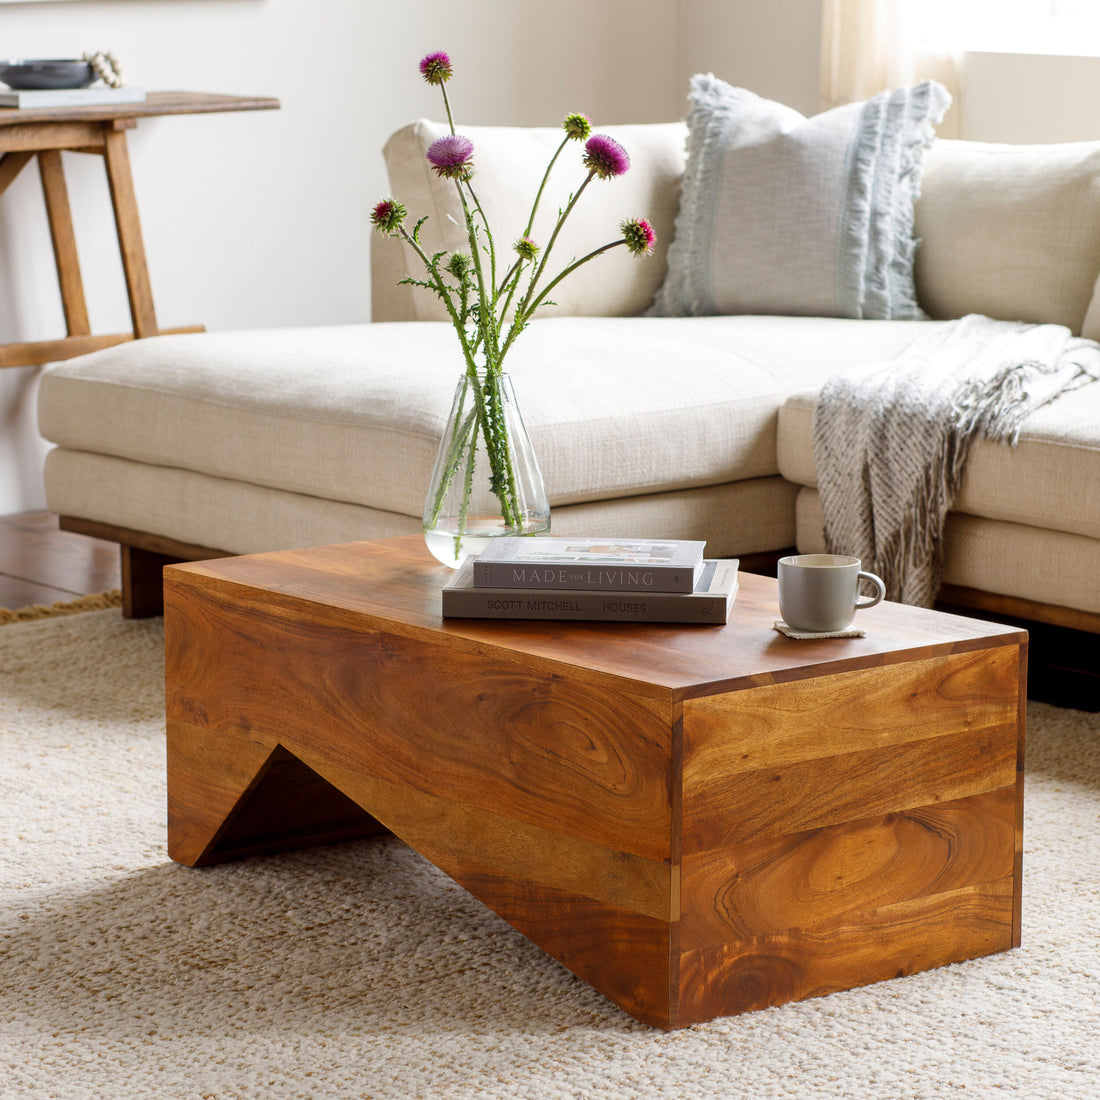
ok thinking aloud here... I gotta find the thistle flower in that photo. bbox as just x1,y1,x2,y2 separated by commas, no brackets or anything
562,113,592,141
370,198,406,235
446,252,472,280
583,134,630,180
621,217,657,257
427,134,475,180
513,236,540,261
419,51,452,85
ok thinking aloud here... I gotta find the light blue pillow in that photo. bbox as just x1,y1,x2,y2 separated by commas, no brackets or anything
649,75,951,320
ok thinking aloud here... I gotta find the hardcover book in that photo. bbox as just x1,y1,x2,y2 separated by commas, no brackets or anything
0,87,147,109
444,558,739,624
471,536,706,593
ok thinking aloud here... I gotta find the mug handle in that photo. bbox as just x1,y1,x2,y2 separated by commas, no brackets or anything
856,571,886,610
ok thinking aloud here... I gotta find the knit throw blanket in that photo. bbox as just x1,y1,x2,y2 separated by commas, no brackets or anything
812,313,1100,607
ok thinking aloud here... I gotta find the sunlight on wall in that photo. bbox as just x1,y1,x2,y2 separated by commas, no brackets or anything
912,0,1100,57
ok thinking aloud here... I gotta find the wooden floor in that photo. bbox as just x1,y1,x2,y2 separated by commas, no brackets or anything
0,510,121,610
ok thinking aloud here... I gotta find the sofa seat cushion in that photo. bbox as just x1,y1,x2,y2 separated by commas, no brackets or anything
38,315,942,517
777,377,1100,541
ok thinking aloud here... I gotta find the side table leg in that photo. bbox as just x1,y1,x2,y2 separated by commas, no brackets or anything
38,150,92,338
102,125,159,339
0,150,34,197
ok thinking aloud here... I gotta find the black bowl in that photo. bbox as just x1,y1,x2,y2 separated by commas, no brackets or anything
0,59,96,91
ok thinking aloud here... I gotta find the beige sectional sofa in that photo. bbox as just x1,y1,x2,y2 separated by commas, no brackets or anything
36,107,1100,633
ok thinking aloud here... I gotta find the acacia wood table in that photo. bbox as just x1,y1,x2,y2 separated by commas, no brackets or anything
0,91,278,369
163,535,1026,1029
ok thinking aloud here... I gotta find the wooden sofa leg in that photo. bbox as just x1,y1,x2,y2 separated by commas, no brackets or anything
121,544,174,618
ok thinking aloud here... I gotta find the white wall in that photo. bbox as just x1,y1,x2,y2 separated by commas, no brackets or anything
960,52,1100,142
0,0,682,513
675,0,823,116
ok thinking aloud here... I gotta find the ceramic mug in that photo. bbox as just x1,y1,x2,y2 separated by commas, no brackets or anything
778,554,886,633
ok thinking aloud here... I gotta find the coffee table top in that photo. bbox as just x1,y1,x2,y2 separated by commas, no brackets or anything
166,536,1026,701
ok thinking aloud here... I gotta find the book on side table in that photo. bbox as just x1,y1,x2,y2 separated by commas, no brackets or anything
443,556,739,624
0,86,147,109
471,536,706,592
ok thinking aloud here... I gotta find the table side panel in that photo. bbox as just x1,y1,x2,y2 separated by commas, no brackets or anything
682,647,1020,849
164,572,680,1024
428,869,675,1030
676,642,1023,1025
167,732,387,865
0,121,106,152
294,754,674,923
679,785,1016,951
677,878,1014,1026
165,577,675,862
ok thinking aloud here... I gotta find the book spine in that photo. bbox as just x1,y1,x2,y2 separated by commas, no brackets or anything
442,587,729,624
471,562,697,593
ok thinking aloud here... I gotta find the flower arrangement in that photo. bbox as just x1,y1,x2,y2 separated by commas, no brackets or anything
371,51,656,563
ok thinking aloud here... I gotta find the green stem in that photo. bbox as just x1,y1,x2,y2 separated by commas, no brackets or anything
397,225,473,366
524,240,623,317
465,180,495,298
522,135,570,239
495,258,528,323
426,370,522,534
440,83,456,133
502,173,594,360
426,403,478,527
395,228,515,529
454,180,490,338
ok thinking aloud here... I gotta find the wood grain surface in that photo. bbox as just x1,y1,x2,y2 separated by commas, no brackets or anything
163,536,1026,1028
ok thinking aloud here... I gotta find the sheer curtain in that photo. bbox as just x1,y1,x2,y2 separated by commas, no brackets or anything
820,0,962,136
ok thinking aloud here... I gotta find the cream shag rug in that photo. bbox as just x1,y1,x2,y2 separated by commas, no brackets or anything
1,609,1098,1100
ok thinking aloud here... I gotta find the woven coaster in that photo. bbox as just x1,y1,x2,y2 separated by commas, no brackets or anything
773,619,866,640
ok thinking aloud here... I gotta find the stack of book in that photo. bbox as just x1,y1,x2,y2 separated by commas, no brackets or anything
441,537,739,624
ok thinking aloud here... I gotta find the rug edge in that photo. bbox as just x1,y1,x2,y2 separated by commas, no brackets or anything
0,589,123,626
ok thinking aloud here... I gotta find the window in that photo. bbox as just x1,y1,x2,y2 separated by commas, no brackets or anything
938,0,1100,55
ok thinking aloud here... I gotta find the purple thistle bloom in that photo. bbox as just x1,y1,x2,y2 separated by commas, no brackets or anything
370,198,406,235
583,134,630,180
419,51,452,85
621,217,657,257
427,134,475,180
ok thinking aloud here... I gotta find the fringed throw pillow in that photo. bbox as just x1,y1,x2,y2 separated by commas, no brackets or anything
649,75,951,320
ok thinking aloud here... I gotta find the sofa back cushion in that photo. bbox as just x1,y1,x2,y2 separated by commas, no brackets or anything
914,139,1100,339
381,119,687,322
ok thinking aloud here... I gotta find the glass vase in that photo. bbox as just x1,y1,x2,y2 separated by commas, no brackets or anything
423,370,550,567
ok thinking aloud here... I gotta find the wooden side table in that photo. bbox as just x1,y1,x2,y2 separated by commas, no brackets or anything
0,90,279,369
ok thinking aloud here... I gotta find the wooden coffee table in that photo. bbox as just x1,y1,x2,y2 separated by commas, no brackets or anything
163,536,1026,1029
